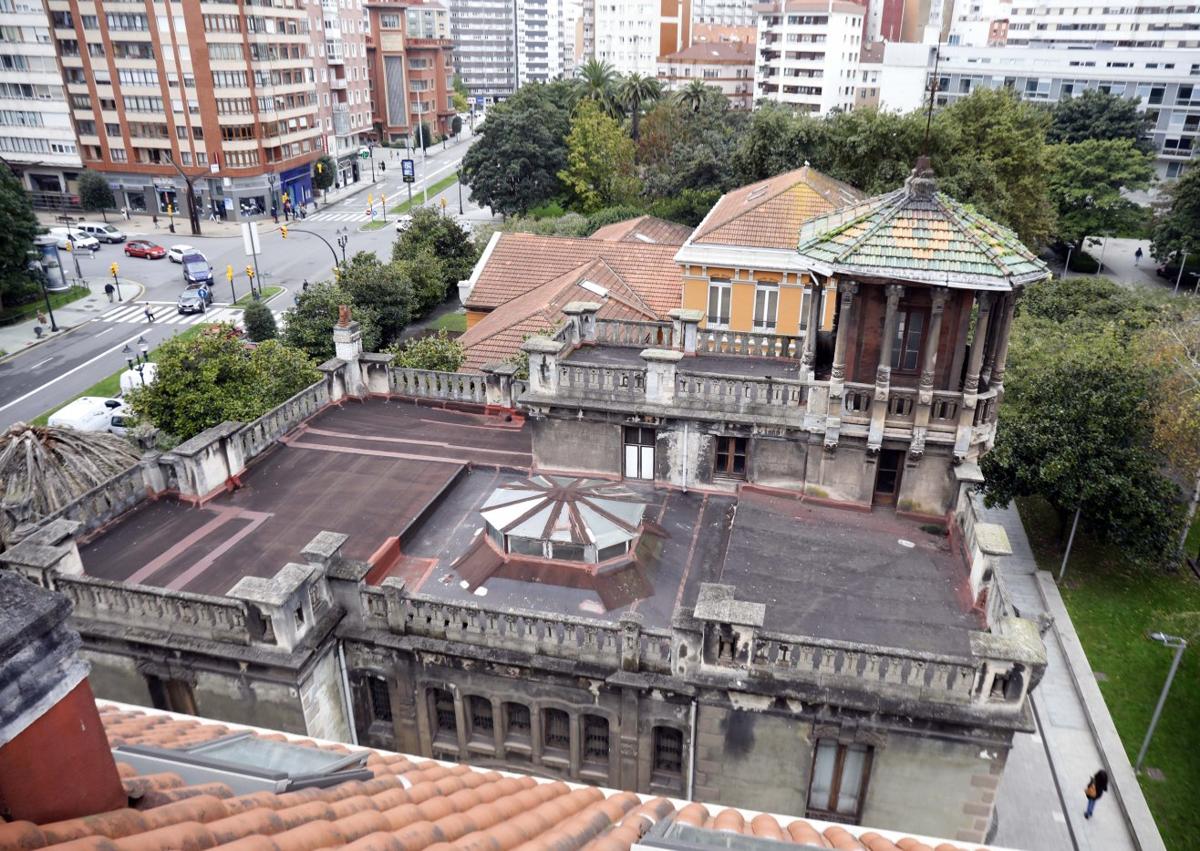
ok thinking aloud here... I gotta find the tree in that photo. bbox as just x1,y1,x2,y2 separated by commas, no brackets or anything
77,169,115,222
392,205,477,301
1019,274,1161,333
336,251,412,345
934,88,1057,248
242,297,278,342
1049,89,1150,150
559,100,641,213
981,313,1185,567
617,73,661,140
812,108,926,195
578,59,620,117
283,281,381,361
312,154,336,196
127,325,319,441
1047,138,1155,248
451,114,463,136
638,97,745,199
1151,166,1200,263
675,80,713,112
732,104,811,184
0,161,40,311
461,82,573,217
418,122,433,149
389,329,465,371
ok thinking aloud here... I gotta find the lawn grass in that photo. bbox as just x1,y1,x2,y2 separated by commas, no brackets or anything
362,173,462,231
233,286,283,307
1017,496,1200,851
0,285,90,326
528,199,567,219
430,312,467,333
32,323,210,426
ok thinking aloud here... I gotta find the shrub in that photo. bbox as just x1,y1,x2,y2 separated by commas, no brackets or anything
243,297,278,342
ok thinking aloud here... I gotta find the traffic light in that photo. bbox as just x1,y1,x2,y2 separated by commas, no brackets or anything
316,161,323,174
62,241,71,252
245,265,255,279
110,262,119,276
226,264,234,281
281,225,288,239
167,204,174,215
381,193,387,206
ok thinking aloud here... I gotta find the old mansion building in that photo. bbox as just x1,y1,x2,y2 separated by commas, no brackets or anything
1,160,1049,845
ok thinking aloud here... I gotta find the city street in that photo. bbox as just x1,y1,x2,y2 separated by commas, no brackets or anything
0,135,494,430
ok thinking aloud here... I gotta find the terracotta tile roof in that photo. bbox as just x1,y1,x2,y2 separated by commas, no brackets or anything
659,41,755,63
465,233,683,313
460,257,665,372
588,216,694,246
691,166,866,250
0,704,996,851
796,165,1050,289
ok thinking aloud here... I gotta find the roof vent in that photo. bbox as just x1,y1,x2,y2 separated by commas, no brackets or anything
580,279,610,298
635,819,803,851
745,186,770,203
633,233,656,243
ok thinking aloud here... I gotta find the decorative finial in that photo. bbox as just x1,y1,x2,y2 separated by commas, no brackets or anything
906,156,937,200
337,304,351,327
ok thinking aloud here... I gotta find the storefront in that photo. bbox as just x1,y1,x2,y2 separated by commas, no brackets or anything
280,163,314,212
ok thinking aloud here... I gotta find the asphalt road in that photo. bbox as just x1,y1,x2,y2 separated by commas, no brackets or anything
0,138,492,430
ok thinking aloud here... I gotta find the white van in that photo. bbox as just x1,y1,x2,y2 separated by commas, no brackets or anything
48,397,133,436
47,228,100,252
75,221,127,243
119,362,158,395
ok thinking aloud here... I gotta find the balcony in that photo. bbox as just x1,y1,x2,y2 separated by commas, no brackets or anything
325,42,344,64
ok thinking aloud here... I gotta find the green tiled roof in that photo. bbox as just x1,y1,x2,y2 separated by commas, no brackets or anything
796,167,1049,290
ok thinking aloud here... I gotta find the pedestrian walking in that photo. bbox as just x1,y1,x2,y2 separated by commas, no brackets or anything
1084,769,1108,819
37,310,47,326
143,303,155,323
302,278,309,292
152,214,159,229
1135,247,1144,266
104,282,115,302
122,207,130,221
272,205,279,224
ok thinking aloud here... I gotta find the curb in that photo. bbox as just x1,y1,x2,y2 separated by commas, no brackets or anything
0,281,146,365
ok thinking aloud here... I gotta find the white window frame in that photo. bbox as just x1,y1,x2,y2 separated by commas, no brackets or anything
707,280,731,329
752,284,778,332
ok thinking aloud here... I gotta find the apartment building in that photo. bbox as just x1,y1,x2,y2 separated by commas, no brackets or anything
925,45,1200,179
693,0,757,25
46,0,325,222
1007,0,1200,48
307,0,374,190
936,0,1012,46
365,0,456,143
755,0,865,114
0,0,81,207
659,41,755,108
863,0,905,41
585,0,690,77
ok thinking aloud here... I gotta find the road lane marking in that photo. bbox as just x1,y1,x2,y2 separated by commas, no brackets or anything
29,357,54,369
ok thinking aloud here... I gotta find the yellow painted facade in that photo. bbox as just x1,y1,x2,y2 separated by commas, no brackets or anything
681,265,836,336
466,310,487,329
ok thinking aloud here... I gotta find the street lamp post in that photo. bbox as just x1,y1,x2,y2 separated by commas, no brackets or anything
268,173,278,219
457,167,464,215
337,229,349,265
122,336,151,386
33,262,60,332
1134,632,1188,773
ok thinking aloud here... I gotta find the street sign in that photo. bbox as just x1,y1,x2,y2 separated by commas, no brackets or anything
401,159,415,183
359,148,370,159
241,221,261,256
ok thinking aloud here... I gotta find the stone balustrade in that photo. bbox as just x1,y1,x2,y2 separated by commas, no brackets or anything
696,329,804,359
390,368,488,405
35,464,150,536
594,319,674,348
558,362,646,398
238,379,331,462
674,371,806,414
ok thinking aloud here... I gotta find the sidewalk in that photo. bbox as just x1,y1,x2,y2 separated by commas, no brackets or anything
983,500,1166,851
0,278,143,361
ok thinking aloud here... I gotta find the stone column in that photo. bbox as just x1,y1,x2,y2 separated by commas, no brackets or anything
800,280,824,378
522,336,565,397
333,315,366,398
641,348,683,405
867,285,904,452
984,292,1016,392
563,301,600,345
669,308,704,354
824,281,858,448
481,361,519,408
910,287,950,458
954,292,994,460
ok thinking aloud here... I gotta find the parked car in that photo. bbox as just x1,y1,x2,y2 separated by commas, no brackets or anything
180,251,213,287
177,284,213,314
47,397,131,436
47,228,100,252
167,244,194,263
395,214,413,234
124,240,166,259
76,221,126,243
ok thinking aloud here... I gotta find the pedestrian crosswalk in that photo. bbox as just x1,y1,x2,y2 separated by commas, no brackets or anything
99,303,287,328
305,211,372,222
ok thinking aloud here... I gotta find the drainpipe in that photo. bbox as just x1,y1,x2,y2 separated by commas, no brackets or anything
337,641,359,746
686,697,698,800
681,420,690,493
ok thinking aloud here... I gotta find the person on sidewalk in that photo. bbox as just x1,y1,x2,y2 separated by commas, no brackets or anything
1084,769,1108,819
152,214,159,229
143,303,155,324
121,207,130,221
1135,247,1144,266
104,282,115,303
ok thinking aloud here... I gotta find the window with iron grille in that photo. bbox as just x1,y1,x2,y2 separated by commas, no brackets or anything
543,708,570,752
583,715,609,764
430,688,456,740
469,696,493,742
505,702,531,743
367,676,392,723
652,726,683,776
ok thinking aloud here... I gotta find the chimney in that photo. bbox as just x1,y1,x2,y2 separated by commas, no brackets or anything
0,571,126,823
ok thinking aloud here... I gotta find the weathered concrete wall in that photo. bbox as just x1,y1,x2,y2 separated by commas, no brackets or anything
79,649,153,708
862,731,1006,844
192,670,307,734
532,417,620,475
748,436,807,491
299,645,352,743
806,440,873,504
897,447,956,516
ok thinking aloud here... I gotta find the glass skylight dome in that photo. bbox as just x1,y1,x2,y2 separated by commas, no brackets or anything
480,475,647,564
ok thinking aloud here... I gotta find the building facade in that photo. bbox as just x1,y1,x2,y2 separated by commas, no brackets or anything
755,0,864,114
307,0,375,191
47,0,324,221
0,0,81,208
1006,0,1200,49
584,0,691,77
658,41,755,109
366,0,456,143
924,45,1200,179
692,0,757,26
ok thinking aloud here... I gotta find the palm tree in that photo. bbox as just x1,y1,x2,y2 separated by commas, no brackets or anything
676,80,712,113
617,73,661,140
578,58,620,117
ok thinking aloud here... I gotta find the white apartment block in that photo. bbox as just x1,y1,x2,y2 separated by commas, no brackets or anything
1007,0,1200,49
447,0,573,102
937,0,1012,46
694,0,758,26
920,45,1200,179
659,40,756,108
588,0,680,77
755,0,865,114
0,0,80,202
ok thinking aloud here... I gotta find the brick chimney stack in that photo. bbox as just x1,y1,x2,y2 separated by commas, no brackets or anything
0,572,126,823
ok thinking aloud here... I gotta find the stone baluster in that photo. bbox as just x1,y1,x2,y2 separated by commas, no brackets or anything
867,284,904,452
800,280,824,379
910,287,950,458
824,281,858,448
954,292,994,460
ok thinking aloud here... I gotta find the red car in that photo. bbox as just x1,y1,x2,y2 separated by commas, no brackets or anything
124,240,166,259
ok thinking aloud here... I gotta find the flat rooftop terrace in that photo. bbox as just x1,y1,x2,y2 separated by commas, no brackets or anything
78,399,980,654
